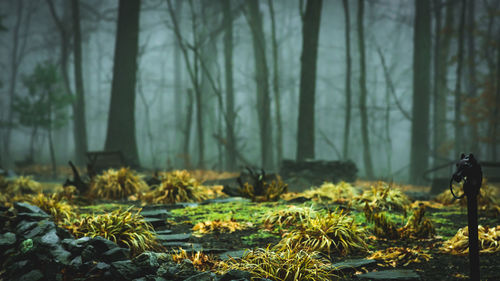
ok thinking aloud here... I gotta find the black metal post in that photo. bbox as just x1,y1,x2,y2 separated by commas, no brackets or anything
466,194,479,281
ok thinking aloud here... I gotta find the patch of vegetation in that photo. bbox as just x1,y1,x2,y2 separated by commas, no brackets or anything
242,229,281,246
5,176,42,195
440,225,500,255
64,207,160,256
143,170,208,203
303,181,357,203
26,193,75,224
262,205,318,229
276,209,368,255
89,168,148,200
172,249,218,271
192,219,248,234
239,176,288,202
354,181,410,212
367,247,432,267
434,180,499,214
218,246,333,281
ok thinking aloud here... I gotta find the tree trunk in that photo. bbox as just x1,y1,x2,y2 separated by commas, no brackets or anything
410,0,431,184
222,0,236,171
493,31,500,161
296,0,322,161
183,89,194,168
268,0,283,167
104,0,141,167
357,0,374,178
433,0,454,174
71,0,88,165
173,0,183,168
247,0,274,170
342,0,352,160
454,0,466,158
466,0,478,154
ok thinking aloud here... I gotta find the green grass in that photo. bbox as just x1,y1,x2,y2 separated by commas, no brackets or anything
242,229,281,246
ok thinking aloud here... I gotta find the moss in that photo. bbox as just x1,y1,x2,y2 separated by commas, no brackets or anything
242,229,281,246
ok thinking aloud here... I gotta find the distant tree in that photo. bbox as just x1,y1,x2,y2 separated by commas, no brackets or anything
246,0,274,170
342,0,352,160
465,0,478,154
410,0,431,184
104,0,141,167
13,62,72,177
454,0,466,157
357,0,374,178
296,0,323,161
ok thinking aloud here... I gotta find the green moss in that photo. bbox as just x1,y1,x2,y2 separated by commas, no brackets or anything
242,229,280,246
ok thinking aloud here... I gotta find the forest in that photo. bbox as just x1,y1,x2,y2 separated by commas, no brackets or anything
1,0,500,281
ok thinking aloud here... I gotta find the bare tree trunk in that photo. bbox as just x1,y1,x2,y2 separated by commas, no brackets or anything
247,0,274,170
104,0,141,167
222,0,237,171
433,0,454,174
173,0,183,168
296,0,322,161
493,32,500,161
466,0,478,155
268,0,283,167
183,89,194,168
454,0,466,157
357,0,374,178
410,0,431,184
342,0,352,160
71,0,88,165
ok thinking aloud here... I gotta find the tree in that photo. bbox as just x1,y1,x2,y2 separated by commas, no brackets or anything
104,0,141,167
296,0,323,161
342,0,352,160
268,0,283,167
357,0,374,178
13,62,72,177
465,0,478,154
246,0,274,170
71,0,88,165
222,0,236,171
454,0,466,157
410,0,431,184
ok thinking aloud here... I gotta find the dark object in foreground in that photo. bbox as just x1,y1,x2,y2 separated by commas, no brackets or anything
64,161,89,194
450,153,482,281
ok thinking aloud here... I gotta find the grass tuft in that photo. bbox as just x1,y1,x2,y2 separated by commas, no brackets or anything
89,168,148,200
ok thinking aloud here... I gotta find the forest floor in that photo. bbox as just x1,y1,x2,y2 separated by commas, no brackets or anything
4,168,500,281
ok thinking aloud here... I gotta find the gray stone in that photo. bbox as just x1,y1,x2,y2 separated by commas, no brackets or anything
18,269,44,281
157,233,191,242
89,236,119,252
49,244,71,264
0,232,16,247
356,269,420,280
23,220,56,239
162,242,202,251
102,247,130,262
328,259,376,271
10,260,29,271
140,209,170,219
219,249,248,261
132,251,160,270
184,271,216,281
14,202,47,215
70,256,83,267
17,212,50,220
217,269,252,281
81,245,96,262
111,260,142,280
40,230,60,245
132,277,168,281
96,262,111,270
15,221,38,236
154,229,173,235
201,197,250,205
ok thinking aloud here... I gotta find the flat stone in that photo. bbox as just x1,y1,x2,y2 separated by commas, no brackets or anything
0,232,16,247
154,230,173,235
23,220,56,239
175,202,198,208
14,202,47,215
201,197,250,205
140,209,170,219
15,221,38,236
183,271,216,281
157,233,191,242
144,217,167,228
219,249,248,260
40,230,60,245
132,251,159,270
102,247,130,262
49,244,71,264
356,269,420,280
89,236,119,252
329,259,376,271
111,260,142,280
18,269,44,281
217,269,252,281
162,242,202,251
17,212,51,221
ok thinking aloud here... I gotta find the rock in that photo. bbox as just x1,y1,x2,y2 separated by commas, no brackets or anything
154,229,173,235
14,202,47,216
144,217,168,228
62,236,91,253
49,244,71,264
21,220,56,239
184,271,216,281
102,247,130,262
89,236,119,252
161,242,202,251
70,256,83,268
111,260,142,280
328,259,376,271
40,230,60,245
140,209,170,219
10,260,30,271
285,196,310,203
81,245,96,262
133,276,168,281
0,232,16,247
157,260,197,280
17,269,44,281
201,197,250,205
157,233,191,242
133,251,160,272
356,269,420,280
217,269,252,281
219,249,247,261
96,262,111,270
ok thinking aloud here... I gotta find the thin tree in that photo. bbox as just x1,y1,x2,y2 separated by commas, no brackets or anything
357,0,374,178
222,0,237,171
71,0,88,165
342,0,352,160
410,0,431,184
454,0,466,157
246,0,274,170
268,0,283,167
466,0,478,154
296,0,323,161
104,0,141,166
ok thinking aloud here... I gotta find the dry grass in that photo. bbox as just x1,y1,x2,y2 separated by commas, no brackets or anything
5,176,42,195
367,247,432,267
64,208,160,256
302,181,357,203
262,206,317,229
354,181,410,212
218,246,333,281
434,179,499,214
27,193,75,224
172,249,219,271
143,170,208,204
192,219,247,234
89,167,149,200
238,176,288,202
440,225,500,255
276,209,368,255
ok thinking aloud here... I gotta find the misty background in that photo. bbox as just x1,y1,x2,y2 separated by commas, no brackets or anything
0,0,499,184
